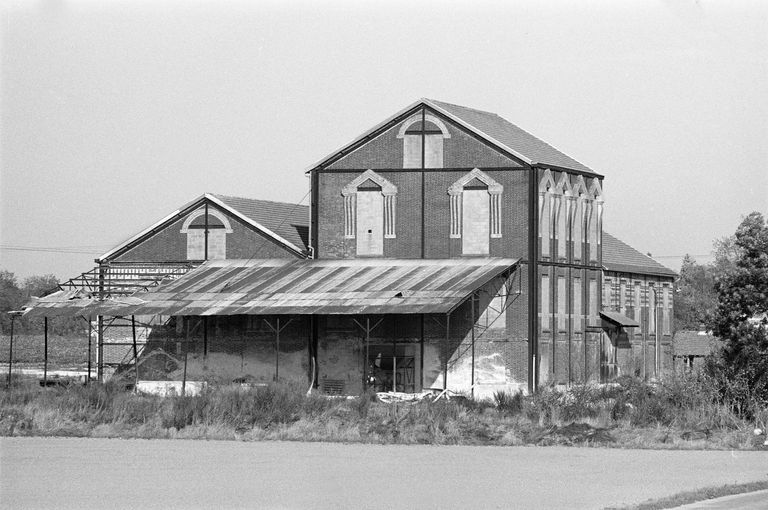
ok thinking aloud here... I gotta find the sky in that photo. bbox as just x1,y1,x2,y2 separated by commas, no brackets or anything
1,0,766,281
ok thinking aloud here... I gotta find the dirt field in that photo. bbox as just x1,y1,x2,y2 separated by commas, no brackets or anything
1,438,766,509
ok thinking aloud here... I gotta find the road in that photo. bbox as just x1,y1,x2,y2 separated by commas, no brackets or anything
1,438,766,509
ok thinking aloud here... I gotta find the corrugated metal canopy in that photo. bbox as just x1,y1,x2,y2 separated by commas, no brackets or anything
21,290,145,318
112,257,518,317
600,310,640,328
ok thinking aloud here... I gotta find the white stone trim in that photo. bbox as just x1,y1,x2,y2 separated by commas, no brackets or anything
396,113,452,139
448,168,503,239
342,170,397,240
341,169,398,197
180,207,233,234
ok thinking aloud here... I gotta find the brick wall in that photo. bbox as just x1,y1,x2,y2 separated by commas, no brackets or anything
602,272,675,379
327,109,521,170
317,168,529,259
113,205,300,262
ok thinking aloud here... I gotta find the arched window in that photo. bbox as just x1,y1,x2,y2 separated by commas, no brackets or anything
587,178,603,263
539,170,556,259
180,208,233,260
571,176,588,261
448,168,502,255
554,173,571,260
342,170,397,256
397,113,451,168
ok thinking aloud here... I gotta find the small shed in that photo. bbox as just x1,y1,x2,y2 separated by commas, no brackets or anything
672,330,720,371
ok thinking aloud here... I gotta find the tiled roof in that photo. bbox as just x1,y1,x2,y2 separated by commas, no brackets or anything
214,195,309,251
603,232,677,278
673,331,721,357
427,99,595,174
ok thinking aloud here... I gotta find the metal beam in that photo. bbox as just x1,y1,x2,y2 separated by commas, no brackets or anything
43,317,48,386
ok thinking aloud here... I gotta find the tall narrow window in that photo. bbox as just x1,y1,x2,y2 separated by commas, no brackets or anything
634,282,642,323
540,191,552,257
648,286,657,334
448,168,502,255
620,279,627,315
587,178,603,263
573,277,583,332
589,279,598,327
572,196,584,261
180,207,233,260
541,275,550,332
397,113,451,168
662,285,671,335
556,195,567,260
342,170,397,256
557,276,567,332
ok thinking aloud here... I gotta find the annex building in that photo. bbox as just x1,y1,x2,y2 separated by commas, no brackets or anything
24,99,676,396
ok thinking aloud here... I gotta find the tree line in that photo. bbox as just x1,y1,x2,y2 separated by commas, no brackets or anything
0,271,86,335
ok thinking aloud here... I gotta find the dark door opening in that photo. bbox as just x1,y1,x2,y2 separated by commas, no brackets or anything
367,344,415,393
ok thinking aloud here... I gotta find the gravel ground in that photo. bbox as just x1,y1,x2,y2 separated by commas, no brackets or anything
1,437,766,509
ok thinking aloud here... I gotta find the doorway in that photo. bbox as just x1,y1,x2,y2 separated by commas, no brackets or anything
367,343,417,393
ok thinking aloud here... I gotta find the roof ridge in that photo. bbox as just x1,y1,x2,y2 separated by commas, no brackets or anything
424,98,502,118
213,193,309,209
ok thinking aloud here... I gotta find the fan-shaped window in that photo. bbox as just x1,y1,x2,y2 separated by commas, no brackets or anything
397,113,451,168
448,168,502,255
342,170,397,256
180,208,233,260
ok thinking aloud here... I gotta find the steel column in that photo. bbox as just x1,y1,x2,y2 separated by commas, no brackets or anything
470,294,475,399
6,315,15,387
444,313,450,391
43,317,49,386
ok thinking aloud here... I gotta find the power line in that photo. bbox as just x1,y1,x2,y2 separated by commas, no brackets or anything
0,245,108,255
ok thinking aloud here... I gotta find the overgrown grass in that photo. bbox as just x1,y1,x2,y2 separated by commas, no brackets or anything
1,373,766,448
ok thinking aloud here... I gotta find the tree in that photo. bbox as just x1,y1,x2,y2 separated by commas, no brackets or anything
674,255,717,330
706,212,768,417
0,270,24,333
21,274,60,300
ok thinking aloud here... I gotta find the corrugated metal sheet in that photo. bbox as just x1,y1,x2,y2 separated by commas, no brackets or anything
600,310,640,328
116,257,518,317
21,290,145,318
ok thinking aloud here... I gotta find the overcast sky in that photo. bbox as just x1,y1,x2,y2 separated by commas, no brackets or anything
1,0,766,281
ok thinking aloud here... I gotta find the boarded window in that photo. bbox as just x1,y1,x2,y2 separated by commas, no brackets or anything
182,209,231,260
462,189,490,255
356,191,384,256
401,118,448,168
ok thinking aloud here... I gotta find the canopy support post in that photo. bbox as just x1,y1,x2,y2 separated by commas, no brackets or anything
131,315,139,390
86,317,92,383
443,313,450,391
43,317,48,386
6,315,15,388
470,293,476,400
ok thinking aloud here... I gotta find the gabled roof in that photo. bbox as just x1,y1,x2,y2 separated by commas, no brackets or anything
307,98,598,175
602,232,677,278
673,331,720,357
97,194,309,262
213,195,309,251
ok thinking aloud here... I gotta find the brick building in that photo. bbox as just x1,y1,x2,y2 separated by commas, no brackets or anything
27,98,676,394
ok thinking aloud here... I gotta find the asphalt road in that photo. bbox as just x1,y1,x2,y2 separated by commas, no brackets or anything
1,438,766,509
